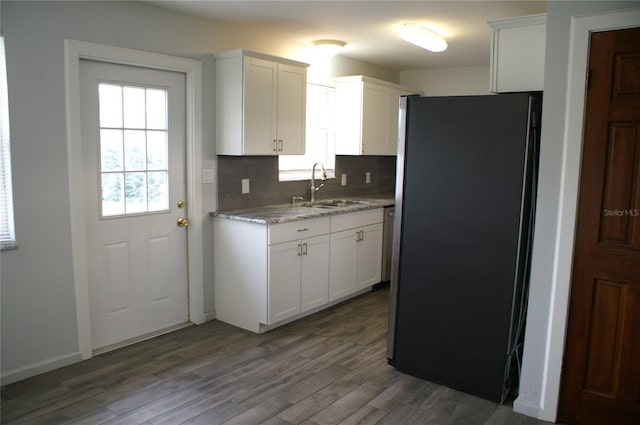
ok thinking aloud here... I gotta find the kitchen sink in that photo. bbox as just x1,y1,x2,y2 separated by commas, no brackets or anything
304,199,363,208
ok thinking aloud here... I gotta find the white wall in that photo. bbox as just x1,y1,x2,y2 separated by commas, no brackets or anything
308,55,399,88
515,1,640,421
0,0,397,383
399,65,491,96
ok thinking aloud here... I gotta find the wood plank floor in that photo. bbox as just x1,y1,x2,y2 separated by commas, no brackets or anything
1,286,557,425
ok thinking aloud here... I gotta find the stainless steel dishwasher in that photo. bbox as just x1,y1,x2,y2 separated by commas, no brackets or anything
381,206,395,282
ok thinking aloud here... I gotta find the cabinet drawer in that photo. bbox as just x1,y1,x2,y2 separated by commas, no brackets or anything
269,217,330,245
331,208,383,233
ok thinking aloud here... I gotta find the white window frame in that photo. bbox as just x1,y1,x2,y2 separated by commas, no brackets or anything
98,82,171,218
0,35,16,251
279,83,336,181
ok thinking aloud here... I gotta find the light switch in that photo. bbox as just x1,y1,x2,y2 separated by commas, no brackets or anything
365,172,371,184
242,178,250,194
202,169,215,184
341,174,348,186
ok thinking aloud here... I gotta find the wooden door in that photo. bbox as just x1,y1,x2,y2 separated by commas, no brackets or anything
558,28,640,425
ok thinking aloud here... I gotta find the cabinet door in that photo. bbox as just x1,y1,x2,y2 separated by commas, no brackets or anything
244,57,278,155
301,235,330,312
361,84,390,155
268,240,301,324
329,229,358,301
356,223,383,289
335,82,364,155
276,63,306,154
489,15,546,93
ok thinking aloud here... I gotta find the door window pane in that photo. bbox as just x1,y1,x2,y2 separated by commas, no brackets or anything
125,172,147,214
147,131,167,170
98,84,123,128
123,86,146,129
147,171,168,212
124,130,146,171
146,89,167,130
100,129,123,172
102,173,124,216
98,83,169,217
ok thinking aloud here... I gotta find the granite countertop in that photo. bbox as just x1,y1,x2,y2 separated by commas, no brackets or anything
211,196,395,225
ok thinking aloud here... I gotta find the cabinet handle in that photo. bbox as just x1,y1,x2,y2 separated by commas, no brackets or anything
278,139,283,151
273,139,278,152
302,243,308,256
297,243,302,256
297,228,309,232
356,230,364,241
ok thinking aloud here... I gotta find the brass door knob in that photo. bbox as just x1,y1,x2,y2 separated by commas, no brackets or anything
177,217,189,227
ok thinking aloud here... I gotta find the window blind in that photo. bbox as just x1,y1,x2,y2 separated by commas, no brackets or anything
0,36,16,250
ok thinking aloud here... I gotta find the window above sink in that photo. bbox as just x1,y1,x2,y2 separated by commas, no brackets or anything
278,83,336,181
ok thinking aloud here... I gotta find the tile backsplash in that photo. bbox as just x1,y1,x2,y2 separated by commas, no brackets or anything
217,155,397,210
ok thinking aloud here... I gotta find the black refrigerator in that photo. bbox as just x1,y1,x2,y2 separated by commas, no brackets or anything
387,93,541,403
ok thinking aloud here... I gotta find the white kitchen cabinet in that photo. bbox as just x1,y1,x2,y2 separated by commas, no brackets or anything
213,216,330,333
269,234,330,323
355,224,384,289
488,13,546,93
213,218,268,333
329,209,384,301
215,49,308,155
268,240,303,323
335,76,415,156
300,236,331,312
214,207,384,333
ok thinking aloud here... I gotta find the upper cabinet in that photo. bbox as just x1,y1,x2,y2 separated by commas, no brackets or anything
215,50,308,155
335,76,415,156
488,13,546,93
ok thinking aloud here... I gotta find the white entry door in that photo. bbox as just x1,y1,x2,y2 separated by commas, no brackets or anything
80,60,189,351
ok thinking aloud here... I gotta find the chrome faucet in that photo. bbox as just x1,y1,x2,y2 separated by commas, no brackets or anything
310,162,327,202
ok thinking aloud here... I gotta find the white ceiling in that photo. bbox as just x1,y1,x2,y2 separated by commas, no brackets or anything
146,1,547,71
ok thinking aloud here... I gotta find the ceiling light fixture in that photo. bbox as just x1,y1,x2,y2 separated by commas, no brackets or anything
398,22,447,52
311,39,346,58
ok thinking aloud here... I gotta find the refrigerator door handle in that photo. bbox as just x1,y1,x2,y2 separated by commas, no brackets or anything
386,95,409,363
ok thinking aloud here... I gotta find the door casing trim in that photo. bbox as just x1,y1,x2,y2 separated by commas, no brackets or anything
513,7,640,422
64,39,204,360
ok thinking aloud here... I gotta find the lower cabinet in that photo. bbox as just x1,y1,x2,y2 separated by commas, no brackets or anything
300,236,331,311
213,208,384,333
268,234,329,324
329,211,384,301
356,224,384,288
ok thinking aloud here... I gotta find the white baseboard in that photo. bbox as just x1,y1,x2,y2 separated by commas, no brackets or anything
1,312,221,387
204,310,216,322
513,395,548,421
1,351,83,386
